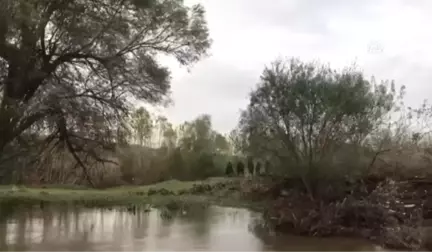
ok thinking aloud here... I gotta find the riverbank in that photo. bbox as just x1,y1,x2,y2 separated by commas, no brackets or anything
245,176,431,251
0,177,265,210
0,176,431,250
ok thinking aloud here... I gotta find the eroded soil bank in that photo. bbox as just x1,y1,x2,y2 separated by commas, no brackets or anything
242,176,432,251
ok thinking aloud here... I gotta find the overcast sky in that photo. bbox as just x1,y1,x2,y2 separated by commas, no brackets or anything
152,0,432,134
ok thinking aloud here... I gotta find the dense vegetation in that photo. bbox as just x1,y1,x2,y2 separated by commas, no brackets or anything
2,0,432,250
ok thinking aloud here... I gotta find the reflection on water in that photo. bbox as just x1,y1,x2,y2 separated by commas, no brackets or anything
0,203,385,251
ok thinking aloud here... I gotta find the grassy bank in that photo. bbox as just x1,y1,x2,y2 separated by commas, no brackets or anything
0,177,262,209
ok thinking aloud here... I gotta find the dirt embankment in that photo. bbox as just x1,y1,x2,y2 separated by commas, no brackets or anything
241,176,432,251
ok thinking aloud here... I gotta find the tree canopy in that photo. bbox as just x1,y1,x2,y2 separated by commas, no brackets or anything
0,0,211,173
235,58,399,179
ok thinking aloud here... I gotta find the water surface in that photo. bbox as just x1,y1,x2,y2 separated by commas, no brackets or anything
0,203,385,251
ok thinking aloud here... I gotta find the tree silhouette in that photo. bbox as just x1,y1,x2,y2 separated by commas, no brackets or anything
0,0,211,183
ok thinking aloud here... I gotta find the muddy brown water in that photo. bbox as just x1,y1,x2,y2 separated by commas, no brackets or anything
0,203,386,251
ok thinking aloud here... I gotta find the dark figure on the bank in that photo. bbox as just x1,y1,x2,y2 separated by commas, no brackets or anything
236,161,245,176
255,161,262,175
247,157,254,176
225,161,234,176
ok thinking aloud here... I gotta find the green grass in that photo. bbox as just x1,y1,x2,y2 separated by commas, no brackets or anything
0,177,252,208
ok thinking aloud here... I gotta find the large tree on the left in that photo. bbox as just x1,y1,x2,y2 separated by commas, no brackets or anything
0,0,211,178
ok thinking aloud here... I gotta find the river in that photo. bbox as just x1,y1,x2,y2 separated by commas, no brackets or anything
0,203,385,251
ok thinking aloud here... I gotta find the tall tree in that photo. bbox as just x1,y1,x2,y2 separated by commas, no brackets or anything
0,0,211,178
175,114,218,178
178,114,213,153
155,115,168,147
237,58,399,194
130,107,153,146
161,121,177,151
228,128,245,155
214,133,229,153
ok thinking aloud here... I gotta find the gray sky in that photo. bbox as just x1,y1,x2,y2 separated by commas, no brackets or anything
154,0,432,134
